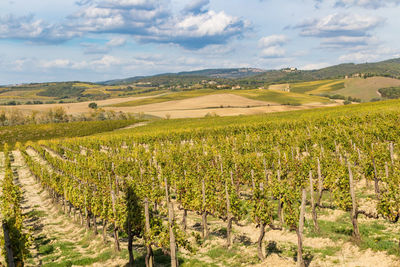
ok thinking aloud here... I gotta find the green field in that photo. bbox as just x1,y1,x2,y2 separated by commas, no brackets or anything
289,80,340,94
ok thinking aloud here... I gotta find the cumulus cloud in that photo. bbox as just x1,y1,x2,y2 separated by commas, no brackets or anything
301,62,330,70
75,0,93,6
260,46,286,58
81,37,127,54
106,37,127,47
321,35,377,49
296,13,384,38
182,0,210,14
137,10,248,49
339,46,400,63
65,0,248,49
259,35,288,47
338,52,378,62
258,35,288,58
334,0,400,8
0,14,79,44
294,13,383,49
314,0,400,9
0,0,248,49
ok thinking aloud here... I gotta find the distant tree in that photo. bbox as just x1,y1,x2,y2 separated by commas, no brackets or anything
88,102,98,109
0,112,6,126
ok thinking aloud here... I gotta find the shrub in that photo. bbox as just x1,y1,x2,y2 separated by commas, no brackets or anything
88,102,98,109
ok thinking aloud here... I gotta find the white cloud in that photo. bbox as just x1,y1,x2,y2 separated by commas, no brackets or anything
339,46,400,63
339,52,378,62
92,55,121,67
321,35,378,49
297,13,384,38
259,35,288,47
334,0,400,8
258,35,288,58
260,46,286,58
295,13,384,50
183,0,210,14
106,37,127,47
40,59,71,68
0,14,79,44
301,62,330,70
65,1,248,49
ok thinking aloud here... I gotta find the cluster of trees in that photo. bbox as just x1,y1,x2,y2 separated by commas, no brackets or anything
378,87,400,99
320,94,362,103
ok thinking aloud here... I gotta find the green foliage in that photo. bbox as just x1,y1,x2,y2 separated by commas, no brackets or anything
37,83,85,99
0,149,31,265
88,102,98,109
378,87,400,99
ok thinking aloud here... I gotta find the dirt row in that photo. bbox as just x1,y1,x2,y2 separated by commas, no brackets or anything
13,150,130,266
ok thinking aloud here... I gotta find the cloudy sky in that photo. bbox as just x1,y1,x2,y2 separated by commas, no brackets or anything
1,0,399,84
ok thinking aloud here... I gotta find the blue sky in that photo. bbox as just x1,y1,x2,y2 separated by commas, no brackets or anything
1,0,400,84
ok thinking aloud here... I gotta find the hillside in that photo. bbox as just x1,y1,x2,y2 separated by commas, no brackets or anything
99,68,266,85
99,58,400,87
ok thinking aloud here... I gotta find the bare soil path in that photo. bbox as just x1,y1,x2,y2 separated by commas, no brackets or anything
13,150,128,266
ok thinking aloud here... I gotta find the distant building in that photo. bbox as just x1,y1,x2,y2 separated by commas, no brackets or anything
282,67,298,73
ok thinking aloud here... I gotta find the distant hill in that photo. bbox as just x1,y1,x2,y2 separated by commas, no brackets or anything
2,58,400,105
249,58,400,84
99,68,266,85
99,58,400,86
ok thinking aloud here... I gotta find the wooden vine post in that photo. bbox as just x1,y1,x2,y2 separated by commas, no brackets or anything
225,180,233,248
164,176,178,267
297,188,306,267
309,170,320,233
144,198,154,267
201,179,209,239
348,162,361,241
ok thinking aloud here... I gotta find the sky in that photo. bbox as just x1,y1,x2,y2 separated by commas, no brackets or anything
1,0,400,84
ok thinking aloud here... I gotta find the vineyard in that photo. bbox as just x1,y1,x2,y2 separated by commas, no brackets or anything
1,100,400,266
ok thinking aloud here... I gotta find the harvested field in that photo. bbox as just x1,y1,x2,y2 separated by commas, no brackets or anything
1,92,338,119
103,93,339,118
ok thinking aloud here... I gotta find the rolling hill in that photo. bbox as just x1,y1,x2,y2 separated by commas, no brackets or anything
1,58,400,107
99,58,400,86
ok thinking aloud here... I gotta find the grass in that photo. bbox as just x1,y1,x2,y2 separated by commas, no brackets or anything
181,258,219,267
202,245,258,266
289,80,339,94
304,208,400,257
308,80,345,94
26,209,47,218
